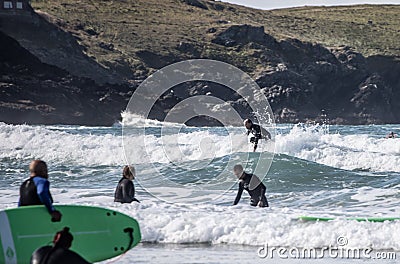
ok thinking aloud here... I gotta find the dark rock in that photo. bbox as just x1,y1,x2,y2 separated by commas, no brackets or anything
0,31,130,126
241,32,400,125
279,108,299,122
85,28,98,36
212,24,277,48
209,3,225,11
0,7,120,84
135,50,177,69
99,42,114,51
1,4,400,126
351,74,394,121
74,22,85,31
181,0,208,10
176,42,199,56
216,20,230,24
207,27,217,34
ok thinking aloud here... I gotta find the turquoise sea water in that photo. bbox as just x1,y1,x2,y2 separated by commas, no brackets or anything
0,121,399,263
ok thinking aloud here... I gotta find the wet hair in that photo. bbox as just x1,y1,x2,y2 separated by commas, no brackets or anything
29,160,48,178
233,164,243,172
123,165,135,179
244,119,253,124
54,227,73,249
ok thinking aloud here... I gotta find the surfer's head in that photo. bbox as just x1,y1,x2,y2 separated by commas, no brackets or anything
243,119,252,129
233,164,244,179
53,227,73,249
123,165,136,180
29,160,48,179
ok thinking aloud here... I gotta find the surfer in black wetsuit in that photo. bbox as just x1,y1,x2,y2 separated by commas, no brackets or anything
19,160,62,222
114,165,140,203
244,119,271,152
233,164,269,207
386,131,397,139
31,227,90,264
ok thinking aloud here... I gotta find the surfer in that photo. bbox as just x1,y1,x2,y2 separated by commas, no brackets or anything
114,165,140,203
30,227,90,264
244,119,271,152
386,131,397,138
232,164,269,207
19,160,62,222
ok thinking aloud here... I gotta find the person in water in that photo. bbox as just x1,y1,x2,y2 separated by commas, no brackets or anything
114,165,140,203
233,164,269,207
19,160,62,222
244,119,271,152
386,131,397,138
31,227,90,264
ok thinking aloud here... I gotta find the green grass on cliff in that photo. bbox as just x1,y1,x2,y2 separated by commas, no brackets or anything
270,5,400,57
30,0,400,74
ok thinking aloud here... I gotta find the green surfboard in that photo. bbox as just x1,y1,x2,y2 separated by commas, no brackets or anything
0,205,141,264
299,216,400,222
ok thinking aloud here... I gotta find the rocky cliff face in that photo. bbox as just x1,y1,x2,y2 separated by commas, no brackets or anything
0,31,130,125
0,8,120,84
147,25,400,125
1,2,399,126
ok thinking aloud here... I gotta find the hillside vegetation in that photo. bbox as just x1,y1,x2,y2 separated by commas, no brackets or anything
30,0,400,78
1,0,399,125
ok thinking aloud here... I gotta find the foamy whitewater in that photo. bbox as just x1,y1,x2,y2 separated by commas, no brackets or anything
1,118,399,263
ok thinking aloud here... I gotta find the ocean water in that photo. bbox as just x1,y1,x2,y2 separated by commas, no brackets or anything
0,118,399,263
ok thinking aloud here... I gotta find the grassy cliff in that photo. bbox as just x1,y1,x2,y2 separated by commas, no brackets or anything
1,0,399,125
30,0,400,79
270,5,400,57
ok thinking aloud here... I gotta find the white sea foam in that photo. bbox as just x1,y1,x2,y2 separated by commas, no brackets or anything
0,123,125,166
0,122,251,167
123,131,251,165
2,120,400,257
275,124,400,172
121,203,400,250
79,198,400,250
1,122,400,172
2,187,399,250
121,112,184,128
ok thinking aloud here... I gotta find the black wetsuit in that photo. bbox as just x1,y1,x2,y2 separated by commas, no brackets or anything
233,173,269,207
246,124,271,149
31,246,90,264
114,177,139,203
19,176,55,213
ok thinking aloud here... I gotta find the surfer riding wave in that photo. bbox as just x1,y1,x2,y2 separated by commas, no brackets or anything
244,119,271,152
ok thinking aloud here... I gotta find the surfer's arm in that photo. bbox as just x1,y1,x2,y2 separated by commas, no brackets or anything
263,130,271,140
259,126,271,140
35,179,55,213
131,182,140,202
233,183,244,205
128,181,138,203
253,142,258,152
121,181,136,203
121,182,129,203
